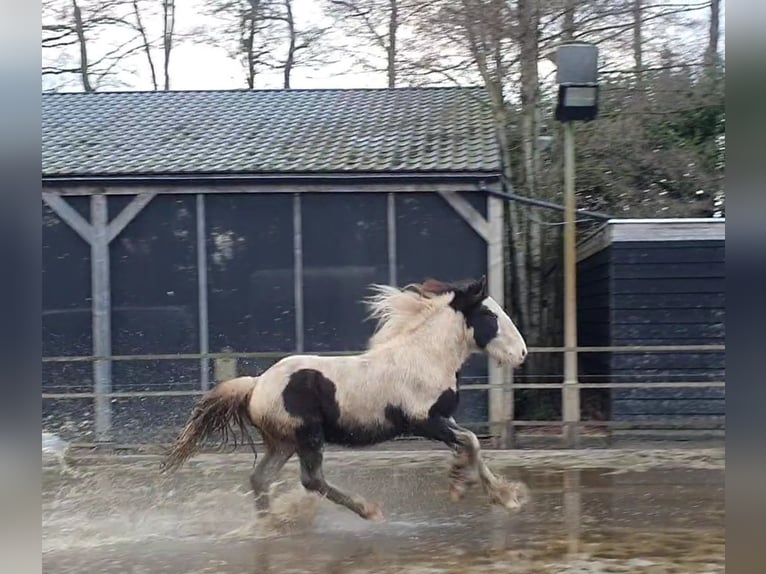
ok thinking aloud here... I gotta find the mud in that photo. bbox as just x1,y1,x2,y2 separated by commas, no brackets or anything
42,449,724,573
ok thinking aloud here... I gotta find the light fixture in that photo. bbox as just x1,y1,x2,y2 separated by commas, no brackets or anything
554,42,599,122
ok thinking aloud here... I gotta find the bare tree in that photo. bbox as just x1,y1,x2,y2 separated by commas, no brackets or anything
705,0,721,69
241,1,272,88
562,0,575,41
402,0,723,370
270,0,329,88
204,0,276,89
205,0,328,89
516,0,543,354
43,0,149,91
131,0,157,89
281,0,297,88
325,0,410,87
72,0,95,91
632,0,643,84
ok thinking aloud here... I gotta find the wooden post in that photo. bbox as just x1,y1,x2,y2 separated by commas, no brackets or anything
196,194,210,391
487,195,505,446
91,194,112,443
42,190,156,445
437,189,507,446
562,121,581,448
387,192,397,286
293,193,304,353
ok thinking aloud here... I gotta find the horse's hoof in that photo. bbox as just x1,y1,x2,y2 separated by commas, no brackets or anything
362,501,385,522
489,480,529,511
449,481,467,502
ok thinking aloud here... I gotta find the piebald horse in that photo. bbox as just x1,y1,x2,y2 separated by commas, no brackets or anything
161,276,528,521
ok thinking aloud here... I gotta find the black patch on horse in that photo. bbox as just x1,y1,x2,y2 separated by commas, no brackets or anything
464,305,499,348
283,369,415,448
428,389,459,419
430,275,500,349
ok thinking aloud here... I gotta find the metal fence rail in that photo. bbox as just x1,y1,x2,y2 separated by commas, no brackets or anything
42,344,725,448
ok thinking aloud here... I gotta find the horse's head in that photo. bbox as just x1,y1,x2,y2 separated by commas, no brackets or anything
421,276,527,368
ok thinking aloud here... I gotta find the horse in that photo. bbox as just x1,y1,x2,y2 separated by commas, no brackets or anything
160,275,528,521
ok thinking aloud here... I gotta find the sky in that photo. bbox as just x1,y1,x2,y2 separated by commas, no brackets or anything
168,0,387,90
42,0,724,93
43,0,389,92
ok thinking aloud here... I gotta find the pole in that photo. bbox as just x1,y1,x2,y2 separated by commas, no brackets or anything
293,193,304,353
387,192,397,286
196,194,210,391
91,194,112,444
562,121,580,448
487,195,505,446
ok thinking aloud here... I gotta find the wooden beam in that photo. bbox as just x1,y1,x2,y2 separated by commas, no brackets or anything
486,195,507,446
387,192,398,286
90,194,112,443
610,219,726,242
293,193,304,353
42,191,93,244
437,190,490,241
46,182,494,196
107,192,156,242
196,194,210,391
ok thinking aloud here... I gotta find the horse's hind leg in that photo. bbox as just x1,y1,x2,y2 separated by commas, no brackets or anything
297,447,384,521
250,445,295,513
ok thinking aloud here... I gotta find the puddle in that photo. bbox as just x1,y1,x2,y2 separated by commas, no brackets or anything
42,449,725,573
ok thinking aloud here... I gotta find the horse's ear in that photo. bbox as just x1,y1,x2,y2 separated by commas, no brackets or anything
455,276,486,308
476,275,488,298
467,275,487,301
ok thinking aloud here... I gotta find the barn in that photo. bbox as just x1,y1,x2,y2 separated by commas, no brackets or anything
576,218,726,435
41,88,509,444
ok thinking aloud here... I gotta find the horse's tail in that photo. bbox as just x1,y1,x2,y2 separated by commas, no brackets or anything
160,376,257,474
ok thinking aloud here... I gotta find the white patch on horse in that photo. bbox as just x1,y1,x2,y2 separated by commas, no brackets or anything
479,296,528,366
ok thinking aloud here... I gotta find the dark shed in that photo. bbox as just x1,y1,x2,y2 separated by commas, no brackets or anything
42,88,510,443
577,219,725,431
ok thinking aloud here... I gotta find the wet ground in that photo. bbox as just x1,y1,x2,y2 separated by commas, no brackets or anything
43,449,724,573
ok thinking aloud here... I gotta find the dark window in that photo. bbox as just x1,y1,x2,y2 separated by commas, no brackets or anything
301,193,388,352
206,193,295,354
395,193,486,284
42,198,93,435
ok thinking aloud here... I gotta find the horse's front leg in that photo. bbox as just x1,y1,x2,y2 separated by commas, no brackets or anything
443,420,481,501
416,417,525,509
446,418,528,510
412,416,480,501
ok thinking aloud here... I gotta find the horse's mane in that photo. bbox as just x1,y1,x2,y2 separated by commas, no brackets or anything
363,279,455,348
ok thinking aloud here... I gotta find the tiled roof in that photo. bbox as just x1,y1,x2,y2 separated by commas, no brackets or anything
42,88,501,177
